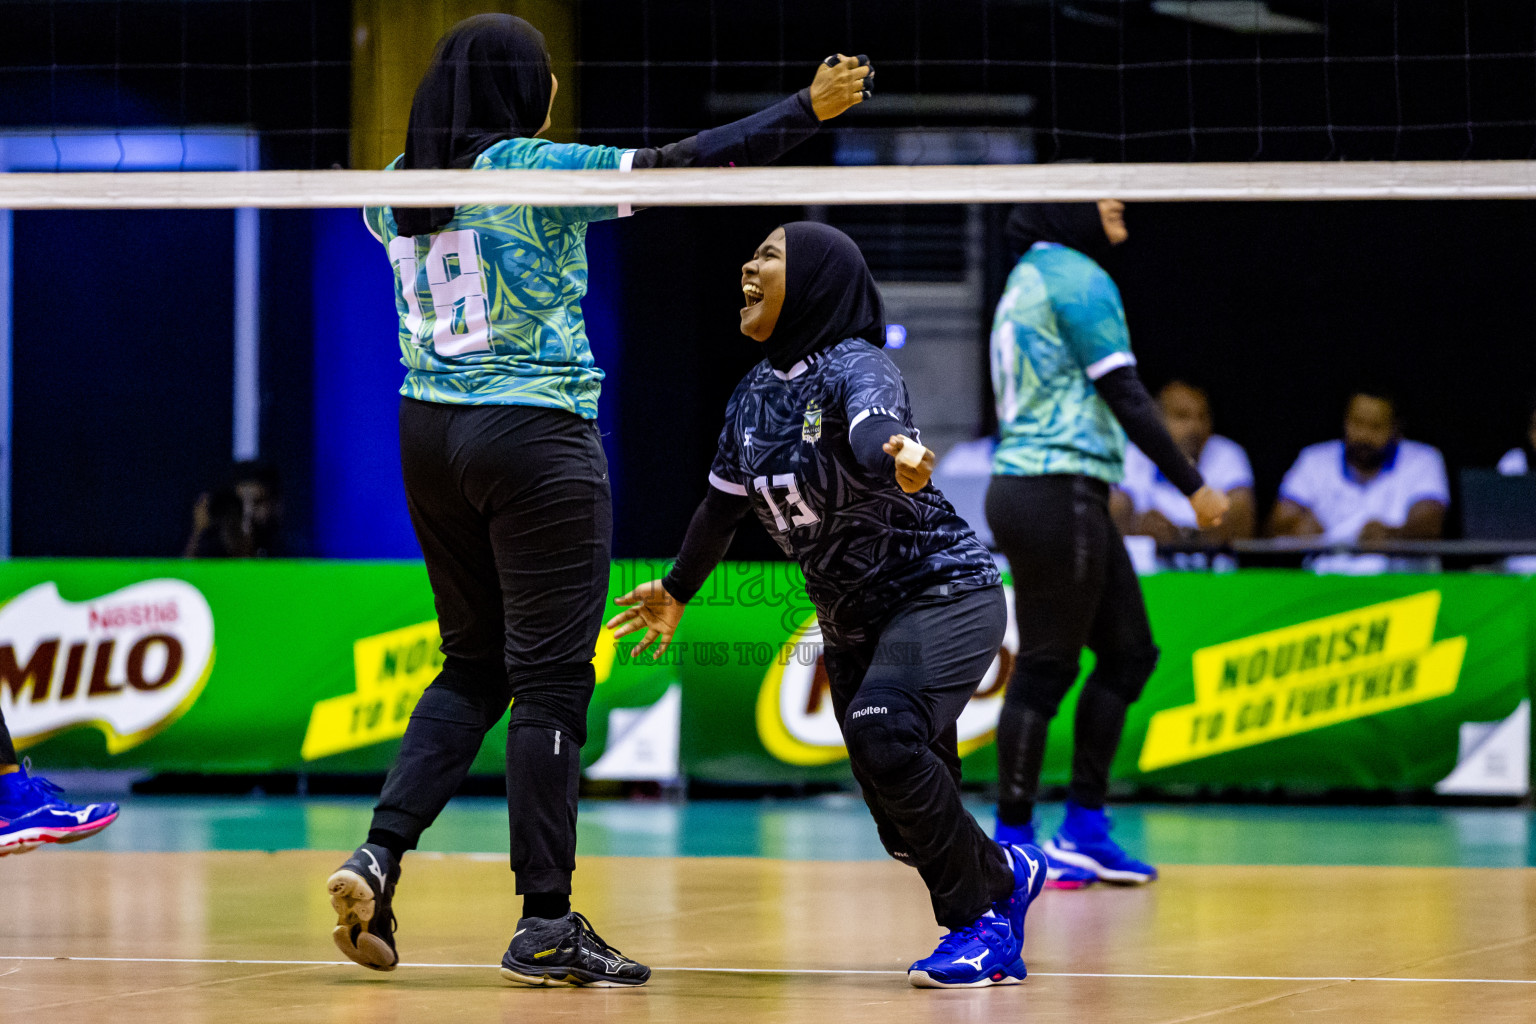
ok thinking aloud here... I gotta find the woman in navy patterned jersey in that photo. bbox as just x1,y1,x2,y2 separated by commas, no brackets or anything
610,222,1048,989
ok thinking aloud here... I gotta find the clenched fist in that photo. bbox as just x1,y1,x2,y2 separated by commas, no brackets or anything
809,54,874,121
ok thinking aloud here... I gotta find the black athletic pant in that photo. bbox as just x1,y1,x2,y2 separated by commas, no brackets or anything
827,584,1015,930
0,707,15,764
985,474,1160,825
371,398,612,895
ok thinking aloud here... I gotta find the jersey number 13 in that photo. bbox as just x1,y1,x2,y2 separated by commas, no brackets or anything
754,474,820,531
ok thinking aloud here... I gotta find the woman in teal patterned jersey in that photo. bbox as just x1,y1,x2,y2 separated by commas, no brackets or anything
326,13,873,987
987,201,1228,890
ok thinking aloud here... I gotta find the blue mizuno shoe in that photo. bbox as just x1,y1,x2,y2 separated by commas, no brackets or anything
908,842,1045,989
995,815,1097,890
996,842,1049,944
1044,800,1158,885
907,909,1025,989
0,761,119,856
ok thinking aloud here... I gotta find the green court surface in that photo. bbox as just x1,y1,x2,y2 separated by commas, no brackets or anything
41,792,1536,868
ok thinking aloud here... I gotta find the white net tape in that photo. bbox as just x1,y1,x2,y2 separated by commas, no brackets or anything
2,161,1535,210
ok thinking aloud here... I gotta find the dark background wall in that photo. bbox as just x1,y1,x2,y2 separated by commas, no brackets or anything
10,209,235,556
581,1,1536,554
2,0,1533,557
1116,199,1536,519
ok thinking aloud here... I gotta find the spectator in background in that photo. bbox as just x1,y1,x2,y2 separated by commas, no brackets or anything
1111,380,1255,546
1268,389,1448,548
185,461,283,557
1496,392,1536,475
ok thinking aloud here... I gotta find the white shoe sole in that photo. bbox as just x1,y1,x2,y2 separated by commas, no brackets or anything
500,966,647,988
327,868,397,971
1044,842,1156,885
908,968,1024,989
0,813,117,855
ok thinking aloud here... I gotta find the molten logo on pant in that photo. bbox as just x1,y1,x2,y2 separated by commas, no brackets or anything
0,580,215,754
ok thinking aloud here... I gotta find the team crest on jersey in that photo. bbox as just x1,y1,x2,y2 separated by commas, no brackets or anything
801,400,823,443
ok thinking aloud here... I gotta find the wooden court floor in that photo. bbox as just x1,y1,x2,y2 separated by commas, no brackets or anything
4,851,1536,1023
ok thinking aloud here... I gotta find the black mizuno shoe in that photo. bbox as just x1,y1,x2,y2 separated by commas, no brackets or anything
499,911,651,987
327,843,400,971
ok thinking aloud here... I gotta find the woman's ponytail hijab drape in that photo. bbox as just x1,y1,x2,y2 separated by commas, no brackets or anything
1004,202,1112,264
393,14,553,237
762,222,887,373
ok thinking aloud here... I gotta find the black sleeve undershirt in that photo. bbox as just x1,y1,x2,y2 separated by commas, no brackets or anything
660,486,754,604
849,412,905,479
629,90,820,170
1094,365,1205,496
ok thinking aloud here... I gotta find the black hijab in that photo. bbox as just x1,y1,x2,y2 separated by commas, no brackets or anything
1004,202,1112,263
762,222,886,372
392,14,553,237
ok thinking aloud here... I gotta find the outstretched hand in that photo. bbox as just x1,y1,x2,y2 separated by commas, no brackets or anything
810,54,873,121
606,579,685,659
884,434,935,494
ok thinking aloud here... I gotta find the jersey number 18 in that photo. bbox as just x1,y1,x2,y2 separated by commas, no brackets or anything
388,229,491,357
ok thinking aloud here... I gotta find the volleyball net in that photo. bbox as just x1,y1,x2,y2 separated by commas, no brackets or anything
2,160,1536,210
4,0,1535,174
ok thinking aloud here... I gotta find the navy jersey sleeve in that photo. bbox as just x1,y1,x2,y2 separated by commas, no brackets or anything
706,384,751,496
836,343,916,443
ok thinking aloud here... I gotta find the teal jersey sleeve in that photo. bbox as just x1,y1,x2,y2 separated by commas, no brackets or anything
1051,258,1131,376
483,138,632,225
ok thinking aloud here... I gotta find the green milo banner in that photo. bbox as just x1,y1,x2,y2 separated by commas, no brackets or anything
0,561,1529,794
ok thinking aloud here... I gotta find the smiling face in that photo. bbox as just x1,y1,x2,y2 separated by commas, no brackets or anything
740,227,787,341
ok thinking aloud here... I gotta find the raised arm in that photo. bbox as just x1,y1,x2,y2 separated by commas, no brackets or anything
630,55,872,170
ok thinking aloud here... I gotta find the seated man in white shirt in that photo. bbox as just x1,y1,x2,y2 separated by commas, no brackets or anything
1111,380,1256,546
1268,390,1448,563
